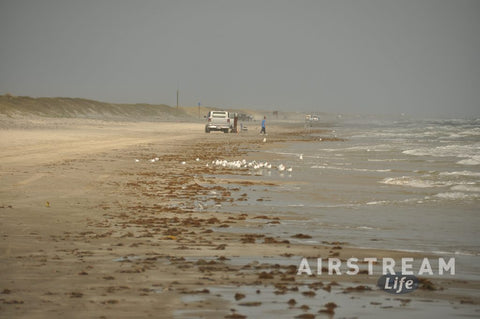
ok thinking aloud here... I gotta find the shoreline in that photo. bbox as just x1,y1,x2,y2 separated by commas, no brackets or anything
1,117,478,318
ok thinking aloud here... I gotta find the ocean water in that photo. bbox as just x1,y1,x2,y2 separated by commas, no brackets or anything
218,118,480,279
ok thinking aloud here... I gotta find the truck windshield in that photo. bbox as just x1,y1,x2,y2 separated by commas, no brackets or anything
212,112,227,118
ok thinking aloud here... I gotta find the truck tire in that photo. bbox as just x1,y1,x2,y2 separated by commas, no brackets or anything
205,128,210,133
223,129,229,133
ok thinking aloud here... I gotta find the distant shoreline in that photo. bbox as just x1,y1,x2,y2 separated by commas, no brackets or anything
1,94,435,124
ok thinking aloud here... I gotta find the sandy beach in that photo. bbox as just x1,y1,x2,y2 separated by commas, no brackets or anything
2,0,479,316
1,115,479,319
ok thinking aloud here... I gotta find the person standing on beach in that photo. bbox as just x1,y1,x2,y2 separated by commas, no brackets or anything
260,116,266,134
233,113,239,133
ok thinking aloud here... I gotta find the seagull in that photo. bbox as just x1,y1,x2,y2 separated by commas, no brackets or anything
287,167,293,172
196,158,200,161
181,161,186,165
278,164,285,171
135,159,140,163
299,154,303,160
150,159,156,163
263,137,267,143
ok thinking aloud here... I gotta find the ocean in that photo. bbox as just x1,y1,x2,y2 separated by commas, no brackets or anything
213,117,480,280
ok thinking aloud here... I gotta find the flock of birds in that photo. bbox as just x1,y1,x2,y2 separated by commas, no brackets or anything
209,158,293,172
134,157,301,173
135,154,304,174
134,137,304,174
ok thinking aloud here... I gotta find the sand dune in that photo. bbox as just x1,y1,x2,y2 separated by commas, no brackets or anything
0,95,192,121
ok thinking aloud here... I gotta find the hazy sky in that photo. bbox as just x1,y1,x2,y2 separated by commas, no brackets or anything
1,0,479,117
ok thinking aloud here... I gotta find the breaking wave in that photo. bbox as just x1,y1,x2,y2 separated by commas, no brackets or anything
457,156,480,166
380,176,454,188
403,143,480,158
439,171,480,177
311,165,391,173
450,185,480,192
433,192,479,200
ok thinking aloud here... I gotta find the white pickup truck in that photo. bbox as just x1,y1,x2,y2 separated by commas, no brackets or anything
205,111,232,133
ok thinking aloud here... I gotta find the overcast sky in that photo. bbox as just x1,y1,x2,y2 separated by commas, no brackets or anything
1,0,479,117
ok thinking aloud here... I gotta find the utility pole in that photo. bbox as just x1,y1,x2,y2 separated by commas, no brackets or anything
176,86,179,109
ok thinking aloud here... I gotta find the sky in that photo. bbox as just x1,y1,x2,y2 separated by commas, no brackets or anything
1,0,479,117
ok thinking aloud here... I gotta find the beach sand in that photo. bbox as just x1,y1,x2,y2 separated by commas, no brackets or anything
1,117,478,318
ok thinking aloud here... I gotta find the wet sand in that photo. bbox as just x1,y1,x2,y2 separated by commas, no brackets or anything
0,118,478,318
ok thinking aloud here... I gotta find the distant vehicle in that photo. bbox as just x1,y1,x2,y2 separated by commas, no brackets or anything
238,113,253,121
305,115,319,121
205,111,231,133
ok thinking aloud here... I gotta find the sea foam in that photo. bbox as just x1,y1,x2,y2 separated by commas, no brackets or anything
439,171,480,177
457,156,480,166
434,192,479,200
450,185,480,193
381,176,452,188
